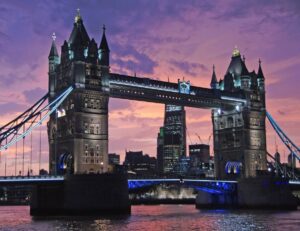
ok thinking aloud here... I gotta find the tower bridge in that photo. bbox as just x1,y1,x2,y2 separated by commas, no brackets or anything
0,10,298,179
0,11,299,214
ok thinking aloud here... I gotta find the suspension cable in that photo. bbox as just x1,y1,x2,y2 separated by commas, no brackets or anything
30,130,32,176
22,125,25,176
39,113,42,175
15,136,17,176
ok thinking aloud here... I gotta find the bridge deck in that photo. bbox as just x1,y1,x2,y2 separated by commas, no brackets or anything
109,73,245,109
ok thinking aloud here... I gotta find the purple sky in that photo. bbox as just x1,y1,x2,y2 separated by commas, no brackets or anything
0,0,300,174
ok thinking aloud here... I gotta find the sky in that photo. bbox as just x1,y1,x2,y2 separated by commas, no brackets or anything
0,0,300,175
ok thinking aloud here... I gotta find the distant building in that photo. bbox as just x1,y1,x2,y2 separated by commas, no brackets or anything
189,144,210,165
172,156,190,176
124,151,157,177
156,104,186,175
108,153,120,165
157,127,164,174
274,151,280,163
288,153,296,169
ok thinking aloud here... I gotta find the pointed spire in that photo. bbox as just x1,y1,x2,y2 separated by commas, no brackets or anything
257,58,265,79
68,9,90,46
49,32,58,58
99,24,110,51
75,8,82,23
232,45,240,57
210,64,218,89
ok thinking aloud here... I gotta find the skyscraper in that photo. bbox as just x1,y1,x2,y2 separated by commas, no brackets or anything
157,104,186,175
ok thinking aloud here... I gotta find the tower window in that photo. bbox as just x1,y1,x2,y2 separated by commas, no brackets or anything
84,123,88,133
68,50,74,60
90,125,94,134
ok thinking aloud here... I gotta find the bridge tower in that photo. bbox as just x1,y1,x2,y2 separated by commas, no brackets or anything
47,11,110,174
211,47,267,179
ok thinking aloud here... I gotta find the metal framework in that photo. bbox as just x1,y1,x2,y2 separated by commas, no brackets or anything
266,111,300,161
0,86,73,152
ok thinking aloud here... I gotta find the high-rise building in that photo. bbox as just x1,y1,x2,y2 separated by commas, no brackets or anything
47,11,110,174
288,153,296,169
157,127,164,174
157,104,186,175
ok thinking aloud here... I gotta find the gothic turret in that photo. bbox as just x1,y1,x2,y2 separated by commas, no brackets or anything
68,9,90,61
257,59,265,91
48,33,59,72
99,25,110,67
48,33,59,98
210,65,219,89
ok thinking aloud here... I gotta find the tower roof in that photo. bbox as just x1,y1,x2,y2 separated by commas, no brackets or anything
226,46,249,78
48,33,59,58
257,59,265,79
210,65,218,87
68,9,90,46
99,25,110,51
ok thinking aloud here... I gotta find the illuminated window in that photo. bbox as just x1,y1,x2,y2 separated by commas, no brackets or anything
84,48,88,58
84,123,88,133
68,50,74,60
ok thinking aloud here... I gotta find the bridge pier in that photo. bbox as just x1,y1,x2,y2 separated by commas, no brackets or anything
30,173,130,216
195,176,298,210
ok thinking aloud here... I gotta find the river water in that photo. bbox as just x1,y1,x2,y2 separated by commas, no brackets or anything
0,205,299,231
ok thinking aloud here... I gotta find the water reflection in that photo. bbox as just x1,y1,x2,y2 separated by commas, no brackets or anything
0,205,299,231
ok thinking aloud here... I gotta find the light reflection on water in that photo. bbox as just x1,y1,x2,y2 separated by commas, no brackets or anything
0,205,299,231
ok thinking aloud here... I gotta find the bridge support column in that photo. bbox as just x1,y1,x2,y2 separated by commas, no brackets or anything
30,174,130,216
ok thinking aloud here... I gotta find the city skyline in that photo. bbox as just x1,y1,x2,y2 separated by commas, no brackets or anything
0,1,300,174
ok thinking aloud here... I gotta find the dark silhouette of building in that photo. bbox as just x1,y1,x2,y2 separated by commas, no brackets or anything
274,151,281,164
156,103,186,175
108,153,120,165
47,11,110,174
189,144,210,164
124,151,157,177
157,127,164,174
211,47,267,179
288,153,296,169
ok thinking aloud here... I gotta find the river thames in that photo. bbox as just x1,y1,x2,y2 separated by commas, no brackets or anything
0,205,299,230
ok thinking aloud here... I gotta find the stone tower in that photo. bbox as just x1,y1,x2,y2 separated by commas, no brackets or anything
211,47,267,179
47,11,109,174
